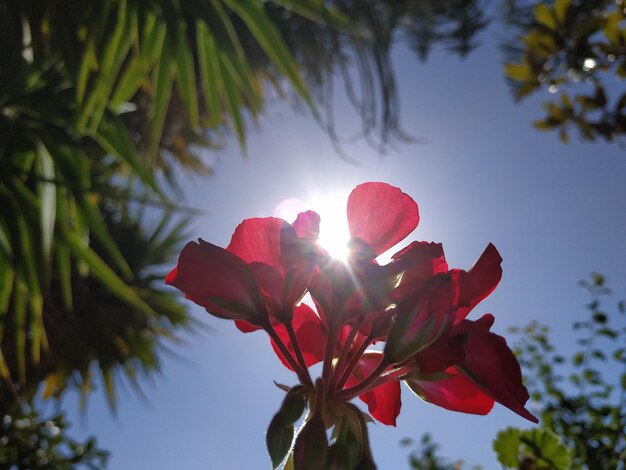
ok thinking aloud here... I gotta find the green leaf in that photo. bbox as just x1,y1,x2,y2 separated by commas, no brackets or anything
281,390,306,426
59,226,157,318
111,14,166,107
148,37,175,164
271,0,353,30
92,113,157,192
221,51,262,112
493,427,521,468
516,82,539,101
36,140,56,269
555,0,570,23
102,367,117,411
535,4,557,30
196,22,223,127
223,0,313,108
592,311,608,323
520,428,571,469
598,327,618,339
173,21,200,129
0,350,9,379
266,411,295,469
75,187,133,278
534,119,560,130
220,51,247,148
0,262,14,317
522,30,558,57
55,241,73,310
14,281,28,383
9,183,45,364
572,351,584,366
78,0,137,132
504,63,536,82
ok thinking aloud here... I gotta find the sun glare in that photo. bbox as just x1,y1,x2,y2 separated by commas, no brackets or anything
273,192,351,262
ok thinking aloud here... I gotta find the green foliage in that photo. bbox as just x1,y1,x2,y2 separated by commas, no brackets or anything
0,394,108,469
493,427,572,469
1,192,192,411
0,0,339,405
235,0,488,155
268,386,379,470
502,0,626,143
403,434,478,470
510,273,626,468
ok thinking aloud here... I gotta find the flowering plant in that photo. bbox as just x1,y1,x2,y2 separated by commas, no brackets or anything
166,182,537,469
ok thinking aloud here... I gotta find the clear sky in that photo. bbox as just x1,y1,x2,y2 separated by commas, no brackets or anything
59,19,626,469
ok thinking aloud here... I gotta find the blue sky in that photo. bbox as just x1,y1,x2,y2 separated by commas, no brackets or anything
59,19,626,469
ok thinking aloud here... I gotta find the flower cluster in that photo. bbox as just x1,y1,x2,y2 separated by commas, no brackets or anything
166,182,536,469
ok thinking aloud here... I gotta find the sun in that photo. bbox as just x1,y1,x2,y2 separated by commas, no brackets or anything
273,192,351,262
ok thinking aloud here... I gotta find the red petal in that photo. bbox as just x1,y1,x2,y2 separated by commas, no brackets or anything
454,243,502,322
166,240,267,324
248,262,283,314
228,217,315,316
386,274,456,362
292,211,320,240
347,182,419,256
346,351,402,426
308,260,355,323
391,241,449,301
413,333,465,375
392,241,448,276
271,304,327,371
407,367,494,415
227,217,293,275
234,319,262,333
459,315,538,422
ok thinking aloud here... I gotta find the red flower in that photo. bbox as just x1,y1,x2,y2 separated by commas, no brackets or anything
166,182,537,468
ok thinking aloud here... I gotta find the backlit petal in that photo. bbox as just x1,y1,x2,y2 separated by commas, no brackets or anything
346,351,401,426
166,240,267,324
406,367,494,415
292,211,321,240
227,217,294,274
454,243,502,322
271,304,326,371
347,182,419,256
459,315,538,422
